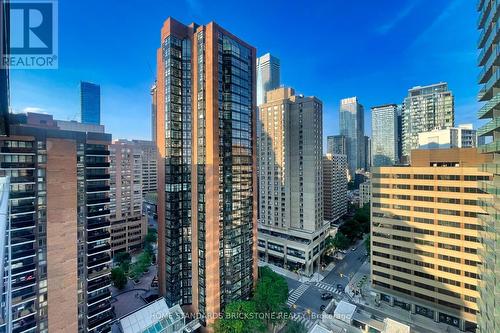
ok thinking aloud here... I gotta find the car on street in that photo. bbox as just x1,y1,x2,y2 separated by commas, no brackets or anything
336,284,343,291
320,304,326,311
321,292,333,300
351,247,357,251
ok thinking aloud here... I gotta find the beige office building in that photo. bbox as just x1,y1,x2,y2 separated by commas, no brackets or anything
359,180,371,207
323,153,348,223
370,148,492,332
109,140,147,256
258,87,328,275
132,140,157,196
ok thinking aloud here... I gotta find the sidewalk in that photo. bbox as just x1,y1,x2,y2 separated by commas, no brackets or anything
258,261,325,283
346,260,462,333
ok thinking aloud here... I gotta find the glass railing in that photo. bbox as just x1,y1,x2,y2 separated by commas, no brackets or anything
478,93,500,118
478,117,500,136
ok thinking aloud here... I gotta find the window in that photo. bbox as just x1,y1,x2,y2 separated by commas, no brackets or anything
414,174,433,180
438,231,460,240
437,186,460,192
437,175,460,181
438,220,460,228
414,185,434,191
437,197,460,204
438,254,461,263
438,265,461,275
437,209,460,216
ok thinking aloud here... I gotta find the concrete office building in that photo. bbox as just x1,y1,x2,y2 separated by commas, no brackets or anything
80,81,101,125
418,124,477,150
476,1,500,332
371,104,399,167
401,83,454,160
359,180,370,208
340,97,365,178
323,153,348,223
132,140,157,196
326,135,347,155
109,140,147,256
371,148,492,333
258,87,327,275
155,18,257,327
0,113,113,333
256,53,280,106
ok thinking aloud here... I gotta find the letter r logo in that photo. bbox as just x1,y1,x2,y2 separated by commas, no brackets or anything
9,2,53,54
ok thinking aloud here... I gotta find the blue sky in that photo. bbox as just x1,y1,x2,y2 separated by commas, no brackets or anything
10,0,481,142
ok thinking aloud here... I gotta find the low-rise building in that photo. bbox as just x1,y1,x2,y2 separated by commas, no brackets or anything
418,124,477,150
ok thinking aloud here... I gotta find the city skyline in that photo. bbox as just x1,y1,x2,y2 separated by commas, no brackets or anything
9,0,481,145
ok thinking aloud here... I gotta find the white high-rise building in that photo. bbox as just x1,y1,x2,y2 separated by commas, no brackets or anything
402,82,454,159
371,104,399,166
132,140,157,196
418,124,477,150
256,53,280,106
258,87,328,275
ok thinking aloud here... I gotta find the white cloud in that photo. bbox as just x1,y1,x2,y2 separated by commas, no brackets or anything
20,107,47,114
377,1,419,34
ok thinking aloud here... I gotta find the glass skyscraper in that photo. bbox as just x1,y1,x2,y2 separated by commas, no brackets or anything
476,1,500,332
155,18,257,328
326,135,346,155
80,81,101,125
339,97,364,178
371,104,399,167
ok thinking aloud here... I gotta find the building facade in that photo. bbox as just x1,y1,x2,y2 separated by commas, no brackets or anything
371,148,492,333
132,140,157,196
109,140,147,256
0,113,113,333
476,1,500,332
401,83,454,160
256,53,280,106
418,124,477,150
371,104,399,167
323,153,348,223
339,97,365,178
155,18,257,327
258,87,327,275
0,0,9,136
359,180,370,208
326,135,346,155
80,81,101,125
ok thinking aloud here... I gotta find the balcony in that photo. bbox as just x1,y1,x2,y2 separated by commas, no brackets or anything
11,289,36,305
86,173,111,181
11,235,36,245
11,219,36,229
478,93,500,119
12,275,36,291
11,263,36,276
88,277,111,293
87,254,111,269
87,231,110,243
10,176,35,184
86,149,110,156
478,48,500,84
478,68,500,101
10,205,35,215
87,219,111,231
87,312,113,331
86,162,110,168
0,147,35,154
87,209,110,218
478,117,500,136
12,248,36,260
9,191,36,199
12,314,36,333
87,290,111,306
86,186,110,193
87,197,111,206
88,300,111,318
0,162,35,169
87,243,111,255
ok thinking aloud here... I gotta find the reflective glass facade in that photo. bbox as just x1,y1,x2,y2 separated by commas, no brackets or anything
81,82,101,125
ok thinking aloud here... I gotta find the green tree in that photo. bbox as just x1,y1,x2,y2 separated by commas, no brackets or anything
144,230,157,244
364,234,371,255
253,267,289,331
111,267,127,289
213,301,265,333
332,232,351,250
283,320,306,333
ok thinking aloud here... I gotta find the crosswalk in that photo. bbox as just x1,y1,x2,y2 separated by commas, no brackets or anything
291,313,316,331
315,281,343,295
286,283,309,306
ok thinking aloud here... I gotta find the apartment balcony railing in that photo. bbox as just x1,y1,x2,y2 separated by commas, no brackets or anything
87,254,111,269
87,290,111,306
10,205,35,215
478,93,500,119
0,162,35,169
0,147,35,154
88,300,111,318
11,219,36,229
478,17,499,50
86,174,111,181
10,176,35,184
478,47,500,84
86,149,110,156
87,231,110,243
86,162,110,168
11,263,36,276
478,117,500,136
86,186,110,193
87,209,110,218
9,191,36,199
12,275,36,291
87,312,113,331
11,235,36,245
87,220,111,231
12,248,36,260
11,289,36,305
87,264,111,279
12,314,36,333
87,197,111,206
88,277,111,293
87,243,111,256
